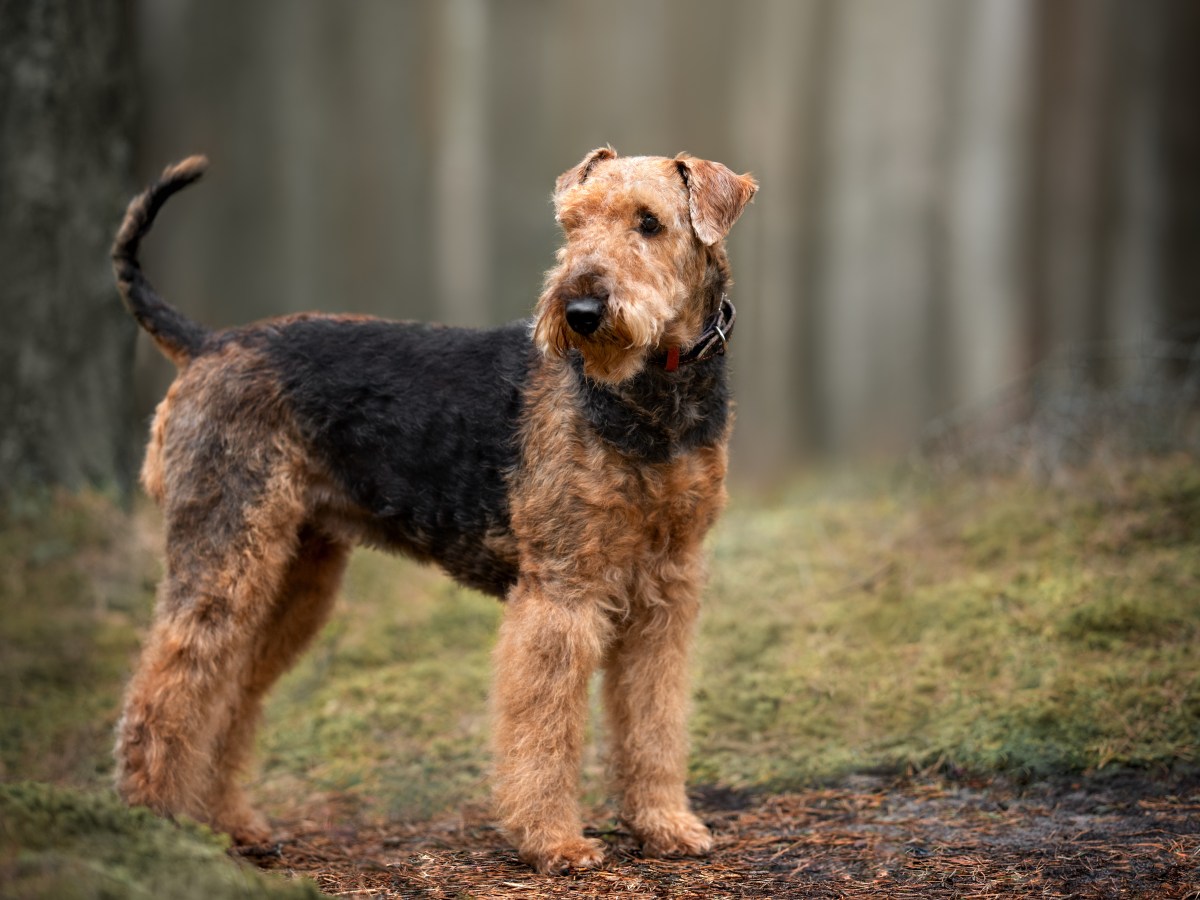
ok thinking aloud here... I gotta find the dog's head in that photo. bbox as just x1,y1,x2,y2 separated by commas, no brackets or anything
534,148,756,384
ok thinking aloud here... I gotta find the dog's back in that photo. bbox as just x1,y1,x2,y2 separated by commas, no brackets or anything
264,314,532,595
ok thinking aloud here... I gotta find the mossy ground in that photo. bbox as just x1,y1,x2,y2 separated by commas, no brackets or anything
1,456,1196,894
0,781,320,899
693,457,1199,787
0,491,148,790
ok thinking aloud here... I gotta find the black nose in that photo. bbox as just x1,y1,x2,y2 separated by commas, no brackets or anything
565,296,605,336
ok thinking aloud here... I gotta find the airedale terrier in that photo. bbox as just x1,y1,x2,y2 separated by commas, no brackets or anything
111,148,756,874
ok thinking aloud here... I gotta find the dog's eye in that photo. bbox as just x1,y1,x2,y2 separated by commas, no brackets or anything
637,212,663,236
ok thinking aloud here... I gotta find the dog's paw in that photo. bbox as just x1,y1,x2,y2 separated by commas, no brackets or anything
632,810,714,858
520,837,606,875
220,807,273,846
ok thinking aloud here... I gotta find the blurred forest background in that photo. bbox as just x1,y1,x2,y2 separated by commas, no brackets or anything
2,0,1199,494
3,6,1199,894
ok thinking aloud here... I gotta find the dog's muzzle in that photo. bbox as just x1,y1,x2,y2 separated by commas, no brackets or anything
564,296,606,336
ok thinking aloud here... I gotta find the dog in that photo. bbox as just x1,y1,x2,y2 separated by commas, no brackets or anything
112,148,755,873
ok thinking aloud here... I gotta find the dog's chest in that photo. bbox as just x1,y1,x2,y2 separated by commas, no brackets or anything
617,445,729,554
509,362,729,583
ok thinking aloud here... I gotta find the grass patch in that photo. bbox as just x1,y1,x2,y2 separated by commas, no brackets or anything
2,455,1196,835
692,455,1199,785
0,491,158,788
0,781,319,898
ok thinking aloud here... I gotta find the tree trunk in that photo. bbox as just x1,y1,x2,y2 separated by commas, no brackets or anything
0,0,139,496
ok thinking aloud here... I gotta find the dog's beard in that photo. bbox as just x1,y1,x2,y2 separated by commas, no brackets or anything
534,284,676,384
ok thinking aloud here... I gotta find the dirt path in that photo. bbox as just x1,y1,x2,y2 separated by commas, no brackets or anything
247,773,1199,898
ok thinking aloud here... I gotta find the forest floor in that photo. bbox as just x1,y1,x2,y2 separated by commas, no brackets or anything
249,772,1199,898
2,453,1198,898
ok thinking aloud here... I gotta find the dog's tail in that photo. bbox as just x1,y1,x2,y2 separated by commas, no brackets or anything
112,156,211,366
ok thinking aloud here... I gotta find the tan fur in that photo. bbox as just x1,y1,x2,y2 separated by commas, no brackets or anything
115,148,755,875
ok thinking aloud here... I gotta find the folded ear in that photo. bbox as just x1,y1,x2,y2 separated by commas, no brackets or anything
674,153,758,245
554,146,618,196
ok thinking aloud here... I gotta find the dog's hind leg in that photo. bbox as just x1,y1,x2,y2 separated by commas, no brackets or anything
114,437,309,835
204,525,350,843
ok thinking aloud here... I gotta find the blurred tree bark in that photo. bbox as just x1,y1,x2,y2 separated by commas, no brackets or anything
1156,0,1200,361
731,0,826,470
1028,0,1200,386
433,0,489,327
0,0,139,496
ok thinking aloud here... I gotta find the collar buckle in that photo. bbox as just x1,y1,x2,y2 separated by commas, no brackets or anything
661,294,735,371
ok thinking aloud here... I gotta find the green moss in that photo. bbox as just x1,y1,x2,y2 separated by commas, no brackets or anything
0,782,321,899
690,455,1200,786
0,492,157,786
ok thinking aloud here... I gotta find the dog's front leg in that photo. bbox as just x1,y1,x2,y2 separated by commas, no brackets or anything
491,579,613,874
602,567,713,858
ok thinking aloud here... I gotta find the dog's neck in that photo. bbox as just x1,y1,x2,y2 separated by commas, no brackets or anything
571,353,730,463
652,294,735,373
569,271,732,463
